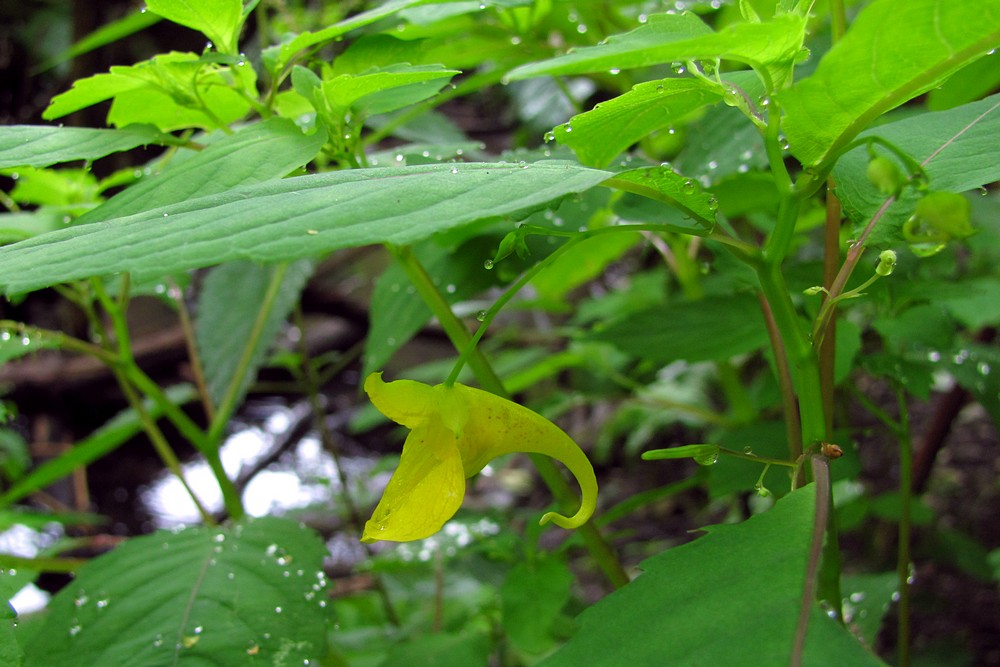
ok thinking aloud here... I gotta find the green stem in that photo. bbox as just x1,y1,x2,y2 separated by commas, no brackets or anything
895,386,913,667
291,307,401,627
207,263,289,445
389,244,630,590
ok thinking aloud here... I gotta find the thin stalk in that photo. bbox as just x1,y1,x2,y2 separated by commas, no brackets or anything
389,244,630,589
207,262,289,445
791,455,833,667
895,386,913,667
291,307,401,627
114,370,215,525
757,294,804,463
170,278,215,422
819,182,842,436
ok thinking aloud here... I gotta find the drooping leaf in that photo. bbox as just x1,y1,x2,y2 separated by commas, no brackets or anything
145,0,243,52
75,118,325,226
831,93,1000,245
0,161,611,295
779,0,1000,167
0,385,196,509
540,486,884,666
505,11,808,89
21,517,330,666
196,260,314,409
588,293,767,362
604,165,719,231
0,125,165,169
551,78,722,168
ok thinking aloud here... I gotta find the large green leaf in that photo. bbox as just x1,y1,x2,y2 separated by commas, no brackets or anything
779,0,1000,167
0,125,165,169
196,260,314,409
0,161,611,296
75,118,325,226
541,486,884,666
588,293,767,362
505,11,807,89
552,78,722,168
145,0,243,52
831,93,1000,244
22,517,330,666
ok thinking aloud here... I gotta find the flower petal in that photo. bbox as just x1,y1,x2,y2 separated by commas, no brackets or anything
448,383,598,530
361,417,465,543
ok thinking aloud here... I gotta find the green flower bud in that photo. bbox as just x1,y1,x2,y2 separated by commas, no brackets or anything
903,191,975,256
866,155,903,195
875,250,897,276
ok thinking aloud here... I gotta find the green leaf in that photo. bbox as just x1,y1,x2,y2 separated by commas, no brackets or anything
321,64,460,116
841,572,898,648
505,11,807,88
263,0,430,75
501,557,573,654
540,486,884,666
38,9,161,72
553,78,722,168
75,118,325,226
21,517,330,666
146,0,243,52
0,385,196,508
832,94,1000,244
43,53,252,131
604,165,718,231
0,211,64,245
0,574,22,667
589,293,768,362
0,161,611,295
779,0,1000,167
196,260,313,409
0,125,164,169
0,331,59,366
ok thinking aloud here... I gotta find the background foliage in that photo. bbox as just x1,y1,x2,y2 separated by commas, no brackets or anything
0,0,998,665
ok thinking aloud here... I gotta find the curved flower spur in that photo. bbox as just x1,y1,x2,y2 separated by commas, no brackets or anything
361,372,598,543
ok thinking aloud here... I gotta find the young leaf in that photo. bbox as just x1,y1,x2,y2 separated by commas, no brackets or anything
0,125,164,169
145,0,243,53
0,162,611,295
320,64,460,116
21,517,329,665
551,78,723,168
779,0,1000,167
540,486,884,666
505,11,807,89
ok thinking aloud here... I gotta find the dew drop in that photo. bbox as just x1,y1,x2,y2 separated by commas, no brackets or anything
564,124,573,133
707,196,719,212
681,179,697,194
671,62,686,74
483,259,494,270
445,284,457,294
476,310,488,322
450,167,459,174
275,606,283,614
69,624,82,637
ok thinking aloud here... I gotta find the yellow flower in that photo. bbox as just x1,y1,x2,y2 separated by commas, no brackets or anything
361,372,598,543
